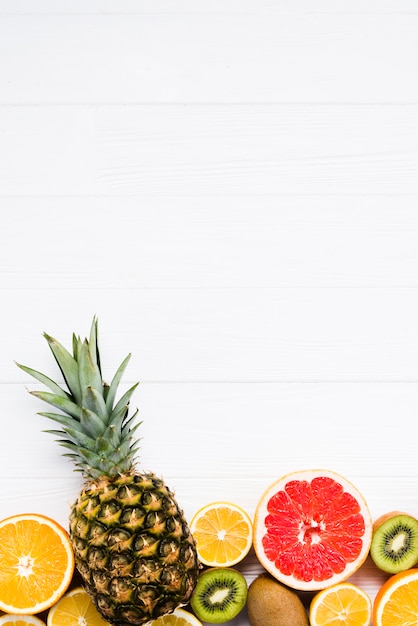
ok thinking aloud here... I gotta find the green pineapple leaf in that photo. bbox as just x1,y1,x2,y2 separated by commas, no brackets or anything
102,406,132,447
45,426,98,451
88,315,102,375
121,410,142,438
82,386,108,422
105,353,132,413
79,338,103,397
112,383,139,423
30,390,81,420
95,437,111,453
43,332,82,404
15,362,69,399
80,407,107,439
38,410,80,430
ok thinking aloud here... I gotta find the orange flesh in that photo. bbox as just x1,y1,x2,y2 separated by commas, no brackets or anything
0,515,74,614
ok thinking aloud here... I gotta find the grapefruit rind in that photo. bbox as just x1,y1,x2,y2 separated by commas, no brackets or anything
253,469,373,591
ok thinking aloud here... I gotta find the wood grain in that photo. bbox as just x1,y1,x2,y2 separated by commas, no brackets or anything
1,2,417,623
1,10,417,103
1,105,418,195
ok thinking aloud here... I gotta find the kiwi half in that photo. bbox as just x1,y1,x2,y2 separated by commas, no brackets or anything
189,567,248,624
370,513,418,573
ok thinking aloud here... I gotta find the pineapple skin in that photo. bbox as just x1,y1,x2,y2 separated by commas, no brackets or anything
16,318,201,626
70,471,199,625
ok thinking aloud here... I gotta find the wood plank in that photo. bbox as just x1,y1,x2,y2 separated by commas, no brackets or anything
0,478,393,607
1,105,418,195
1,13,417,103
6,288,418,382
2,0,418,15
1,2,416,620
1,379,417,606
2,196,418,289
3,381,417,519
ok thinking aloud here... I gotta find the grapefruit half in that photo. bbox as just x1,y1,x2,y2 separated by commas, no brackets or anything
253,469,372,591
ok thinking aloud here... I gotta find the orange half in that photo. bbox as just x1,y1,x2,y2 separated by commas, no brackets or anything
373,568,418,626
309,582,372,626
190,501,253,567
0,513,74,614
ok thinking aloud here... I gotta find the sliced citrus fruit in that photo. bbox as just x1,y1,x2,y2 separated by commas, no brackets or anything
147,607,203,625
0,617,46,625
309,582,372,626
373,568,418,626
0,513,74,614
189,501,253,567
253,469,372,591
47,587,110,626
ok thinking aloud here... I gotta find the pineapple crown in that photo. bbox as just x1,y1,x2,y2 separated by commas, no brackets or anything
16,316,141,479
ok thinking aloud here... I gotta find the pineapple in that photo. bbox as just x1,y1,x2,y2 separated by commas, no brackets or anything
17,317,200,625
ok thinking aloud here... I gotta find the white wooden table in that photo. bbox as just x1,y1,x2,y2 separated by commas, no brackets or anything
1,2,418,624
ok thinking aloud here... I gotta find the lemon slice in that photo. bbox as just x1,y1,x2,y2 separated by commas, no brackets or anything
47,587,109,626
148,608,203,625
190,501,253,567
0,617,46,625
310,582,371,626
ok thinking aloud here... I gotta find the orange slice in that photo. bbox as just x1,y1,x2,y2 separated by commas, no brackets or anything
47,587,110,626
0,617,46,625
373,568,418,626
253,469,372,591
309,582,372,626
147,607,203,625
190,501,253,567
0,513,74,614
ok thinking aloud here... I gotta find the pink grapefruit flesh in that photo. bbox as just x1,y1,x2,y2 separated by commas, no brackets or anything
253,469,372,591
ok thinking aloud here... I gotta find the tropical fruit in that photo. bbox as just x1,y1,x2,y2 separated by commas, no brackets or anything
189,567,248,623
370,512,418,573
373,568,418,626
309,582,371,626
0,617,46,625
253,469,372,591
0,513,74,614
47,587,111,626
247,573,308,626
16,317,199,624
189,501,252,567
148,607,203,625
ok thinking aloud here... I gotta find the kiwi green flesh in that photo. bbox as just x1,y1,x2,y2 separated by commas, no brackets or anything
190,567,248,624
370,514,418,574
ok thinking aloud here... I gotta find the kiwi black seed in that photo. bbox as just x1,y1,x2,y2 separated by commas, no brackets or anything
189,567,248,624
370,513,418,574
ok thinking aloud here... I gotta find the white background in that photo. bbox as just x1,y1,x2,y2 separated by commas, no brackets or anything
1,1,418,624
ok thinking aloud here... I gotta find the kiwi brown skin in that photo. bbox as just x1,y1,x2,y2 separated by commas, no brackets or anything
370,513,418,574
247,573,309,626
373,510,409,532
